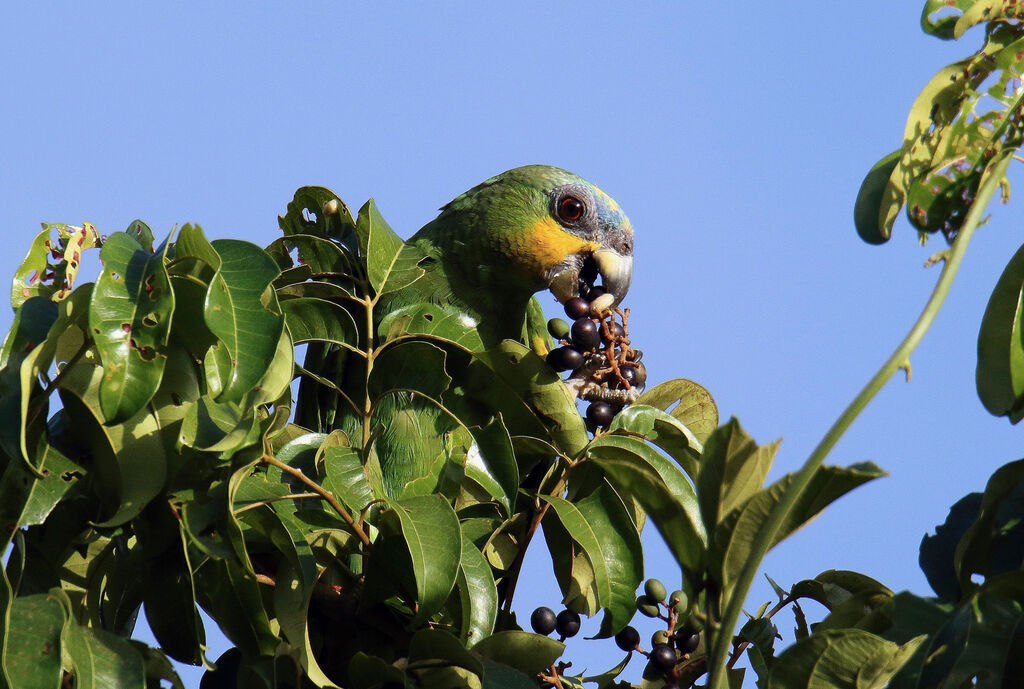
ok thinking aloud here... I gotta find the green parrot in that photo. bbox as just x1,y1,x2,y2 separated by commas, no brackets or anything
308,165,634,497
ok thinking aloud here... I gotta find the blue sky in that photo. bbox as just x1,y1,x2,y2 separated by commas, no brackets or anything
4,3,1023,686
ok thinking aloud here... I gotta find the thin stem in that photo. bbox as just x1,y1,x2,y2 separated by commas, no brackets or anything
362,295,375,450
232,492,321,515
705,154,1012,689
261,452,372,547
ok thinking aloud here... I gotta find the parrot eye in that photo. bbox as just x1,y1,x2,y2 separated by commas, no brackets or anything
557,196,585,222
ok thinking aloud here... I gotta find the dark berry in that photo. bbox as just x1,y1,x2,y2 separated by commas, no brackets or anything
614,625,640,651
530,607,557,635
564,297,590,319
644,578,667,604
571,317,601,350
649,643,678,672
547,317,571,340
555,609,581,638
586,285,607,302
619,364,638,387
601,321,625,344
675,629,700,654
586,401,618,427
547,346,584,372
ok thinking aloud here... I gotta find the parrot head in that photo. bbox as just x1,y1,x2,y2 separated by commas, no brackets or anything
426,165,634,308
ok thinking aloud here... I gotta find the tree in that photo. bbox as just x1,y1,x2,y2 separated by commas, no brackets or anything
3,2,1024,687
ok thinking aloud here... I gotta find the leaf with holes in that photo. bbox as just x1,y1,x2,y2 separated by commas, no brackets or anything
89,229,175,424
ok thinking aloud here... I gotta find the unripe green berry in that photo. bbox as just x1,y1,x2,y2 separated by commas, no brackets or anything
651,630,669,646
636,596,660,618
668,590,687,613
547,318,571,340
643,578,667,605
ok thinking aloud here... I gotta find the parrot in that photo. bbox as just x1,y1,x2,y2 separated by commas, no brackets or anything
302,165,634,498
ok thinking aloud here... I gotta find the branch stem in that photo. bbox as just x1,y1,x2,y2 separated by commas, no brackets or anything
706,154,1012,689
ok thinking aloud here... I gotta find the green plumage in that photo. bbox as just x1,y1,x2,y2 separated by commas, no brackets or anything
314,165,634,497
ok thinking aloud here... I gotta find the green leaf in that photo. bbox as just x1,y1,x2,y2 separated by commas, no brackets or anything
204,239,284,404
710,462,886,592
4,593,66,689
281,297,359,351
347,652,405,689
271,560,337,688
952,0,1023,39
635,378,718,445
378,302,484,351
579,485,644,638
919,493,981,602
178,396,259,456
11,222,102,310
62,618,146,689
977,242,1024,421
408,628,483,675
471,630,564,676
473,342,589,457
89,230,175,424
766,629,925,689
853,150,901,244
791,570,894,611
456,522,498,646
56,363,167,527
608,404,700,477
355,199,405,294
387,494,462,624
540,494,613,614
955,458,1024,590
278,186,359,246
322,442,377,513
586,434,706,573
194,559,278,658
920,0,975,39
697,418,778,530
465,417,519,517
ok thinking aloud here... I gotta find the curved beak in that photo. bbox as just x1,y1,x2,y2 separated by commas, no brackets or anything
546,244,634,306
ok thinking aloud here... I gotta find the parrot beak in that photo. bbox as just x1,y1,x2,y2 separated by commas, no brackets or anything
546,245,633,306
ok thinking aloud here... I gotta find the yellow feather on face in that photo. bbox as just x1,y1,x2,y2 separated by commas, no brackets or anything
511,217,602,274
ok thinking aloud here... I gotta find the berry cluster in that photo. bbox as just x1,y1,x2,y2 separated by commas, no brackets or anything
547,287,646,428
530,606,581,640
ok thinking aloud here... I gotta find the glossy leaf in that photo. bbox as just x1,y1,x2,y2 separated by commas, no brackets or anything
204,239,284,404
387,494,462,624
465,417,518,516
954,458,1024,590
281,297,359,352
766,629,925,689
540,494,613,615
471,630,564,676
853,150,901,244
919,493,982,602
608,403,700,477
178,396,259,456
89,230,175,424
378,302,485,351
697,417,778,530
62,619,146,689
710,462,886,591
408,628,483,675
278,186,358,247
195,559,278,658
977,242,1024,421
355,199,405,294
4,592,66,689
586,433,706,573
456,522,498,646
635,378,718,445
322,443,376,512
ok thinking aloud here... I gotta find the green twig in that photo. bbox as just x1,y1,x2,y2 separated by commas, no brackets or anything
705,153,1013,689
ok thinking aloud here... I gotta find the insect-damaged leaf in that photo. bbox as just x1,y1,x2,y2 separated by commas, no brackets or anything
89,230,175,424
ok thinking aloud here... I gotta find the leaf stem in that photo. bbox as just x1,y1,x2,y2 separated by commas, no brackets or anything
261,452,372,547
705,153,1012,689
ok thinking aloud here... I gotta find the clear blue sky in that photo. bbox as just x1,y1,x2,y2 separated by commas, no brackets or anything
3,3,1022,686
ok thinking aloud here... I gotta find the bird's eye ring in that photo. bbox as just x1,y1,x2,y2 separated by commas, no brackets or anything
557,196,585,222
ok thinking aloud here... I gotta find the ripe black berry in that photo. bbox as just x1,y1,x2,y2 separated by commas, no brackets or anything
614,625,640,651
619,364,638,387
530,607,557,635
585,285,607,302
649,643,677,672
675,629,700,654
571,318,601,350
555,609,581,638
564,297,590,319
601,322,625,345
586,401,617,427
547,346,584,372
